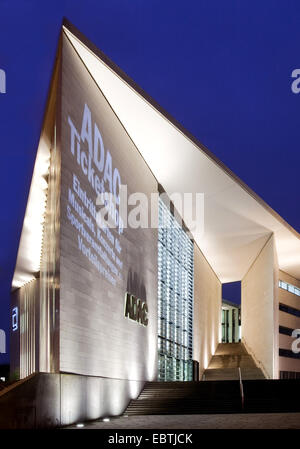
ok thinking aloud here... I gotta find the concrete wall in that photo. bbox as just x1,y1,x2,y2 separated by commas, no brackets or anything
241,235,278,379
0,373,143,429
193,243,221,379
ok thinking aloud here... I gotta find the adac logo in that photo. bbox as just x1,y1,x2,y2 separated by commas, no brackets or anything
124,292,148,327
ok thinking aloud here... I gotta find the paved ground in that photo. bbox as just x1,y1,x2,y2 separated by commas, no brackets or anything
68,413,300,429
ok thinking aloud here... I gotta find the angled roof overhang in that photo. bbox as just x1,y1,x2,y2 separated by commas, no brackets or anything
62,21,300,282
12,20,300,288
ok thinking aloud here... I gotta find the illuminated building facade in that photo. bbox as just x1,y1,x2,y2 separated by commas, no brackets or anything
3,20,300,427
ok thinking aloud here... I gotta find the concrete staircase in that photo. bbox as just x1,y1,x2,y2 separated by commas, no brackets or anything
125,380,242,415
203,343,265,381
124,344,300,416
125,379,300,415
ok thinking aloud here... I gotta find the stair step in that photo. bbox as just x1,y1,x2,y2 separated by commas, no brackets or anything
125,379,300,416
126,398,242,415
204,368,265,381
214,343,248,356
202,343,266,381
208,355,257,369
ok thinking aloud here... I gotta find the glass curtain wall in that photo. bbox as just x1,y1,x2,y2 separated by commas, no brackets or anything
158,198,194,381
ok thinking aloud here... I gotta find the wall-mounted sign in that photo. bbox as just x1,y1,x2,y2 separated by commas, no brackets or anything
124,292,148,326
12,307,18,332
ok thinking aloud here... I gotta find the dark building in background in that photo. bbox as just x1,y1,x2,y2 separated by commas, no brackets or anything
221,299,241,343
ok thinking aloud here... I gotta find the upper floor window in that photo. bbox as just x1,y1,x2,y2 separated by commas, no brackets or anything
279,280,300,297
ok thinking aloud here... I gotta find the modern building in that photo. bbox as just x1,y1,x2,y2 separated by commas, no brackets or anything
2,20,300,427
221,299,241,343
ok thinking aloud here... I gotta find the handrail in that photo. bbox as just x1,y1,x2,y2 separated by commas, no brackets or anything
238,367,244,410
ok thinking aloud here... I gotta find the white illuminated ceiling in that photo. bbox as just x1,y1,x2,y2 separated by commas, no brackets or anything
63,26,300,283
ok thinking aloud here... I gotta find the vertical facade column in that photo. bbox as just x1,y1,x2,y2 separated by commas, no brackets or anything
193,243,222,379
241,234,279,379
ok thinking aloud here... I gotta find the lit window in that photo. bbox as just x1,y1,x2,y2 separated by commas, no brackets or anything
279,280,300,297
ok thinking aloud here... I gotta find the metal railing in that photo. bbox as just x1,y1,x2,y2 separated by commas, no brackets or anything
238,367,244,410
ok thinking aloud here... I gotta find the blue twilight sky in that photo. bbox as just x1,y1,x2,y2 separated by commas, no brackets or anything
1,0,300,364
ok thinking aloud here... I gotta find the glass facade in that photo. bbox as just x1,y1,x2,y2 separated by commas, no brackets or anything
221,309,229,342
221,305,241,343
157,198,194,381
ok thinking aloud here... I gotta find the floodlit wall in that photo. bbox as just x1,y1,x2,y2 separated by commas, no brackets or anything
241,235,279,379
193,243,221,379
59,34,158,382
0,373,144,428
